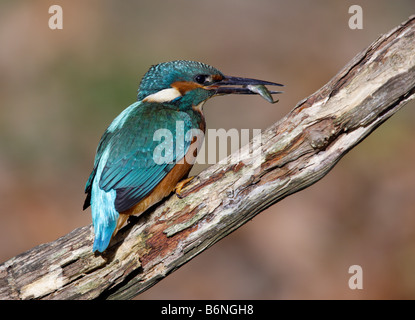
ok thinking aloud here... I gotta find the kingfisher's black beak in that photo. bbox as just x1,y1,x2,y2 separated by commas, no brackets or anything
215,76,283,93
211,76,283,103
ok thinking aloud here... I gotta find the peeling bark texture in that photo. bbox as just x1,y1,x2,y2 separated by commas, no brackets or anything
1,16,415,300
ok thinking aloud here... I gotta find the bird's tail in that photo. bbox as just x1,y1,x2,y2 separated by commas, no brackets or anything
91,188,119,252
92,216,118,252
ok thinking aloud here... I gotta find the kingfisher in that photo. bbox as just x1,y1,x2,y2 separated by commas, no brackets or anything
83,60,283,252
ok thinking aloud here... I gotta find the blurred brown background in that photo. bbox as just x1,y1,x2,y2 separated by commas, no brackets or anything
1,0,415,299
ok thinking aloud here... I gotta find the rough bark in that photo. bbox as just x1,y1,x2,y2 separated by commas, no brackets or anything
1,16,415,300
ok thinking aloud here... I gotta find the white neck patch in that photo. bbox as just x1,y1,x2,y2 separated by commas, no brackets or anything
142,87,182,103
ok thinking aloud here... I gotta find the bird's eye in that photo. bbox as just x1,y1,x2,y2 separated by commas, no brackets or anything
194,74,208,84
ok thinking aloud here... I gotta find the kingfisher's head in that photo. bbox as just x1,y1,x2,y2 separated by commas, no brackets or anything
137,60,282,107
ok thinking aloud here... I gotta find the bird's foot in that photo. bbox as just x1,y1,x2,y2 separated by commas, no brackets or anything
175,176,195,199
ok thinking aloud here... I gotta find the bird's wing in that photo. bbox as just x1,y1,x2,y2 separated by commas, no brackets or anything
84,102,195,212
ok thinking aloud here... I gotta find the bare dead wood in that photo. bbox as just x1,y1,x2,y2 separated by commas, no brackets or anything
1,16,415,300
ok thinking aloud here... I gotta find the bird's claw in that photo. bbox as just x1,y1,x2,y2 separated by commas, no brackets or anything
175,176,195,198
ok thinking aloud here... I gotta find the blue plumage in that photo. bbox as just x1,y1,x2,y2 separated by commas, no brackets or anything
91,148,118,252
84,60,282,252
85,102,197,251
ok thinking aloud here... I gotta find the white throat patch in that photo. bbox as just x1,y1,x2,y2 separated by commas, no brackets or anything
142,87,182,103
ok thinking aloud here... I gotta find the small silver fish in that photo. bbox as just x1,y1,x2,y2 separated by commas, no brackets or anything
246,84,279,104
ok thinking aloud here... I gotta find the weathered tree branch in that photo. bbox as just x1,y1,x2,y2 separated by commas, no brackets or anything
1,16,415,300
